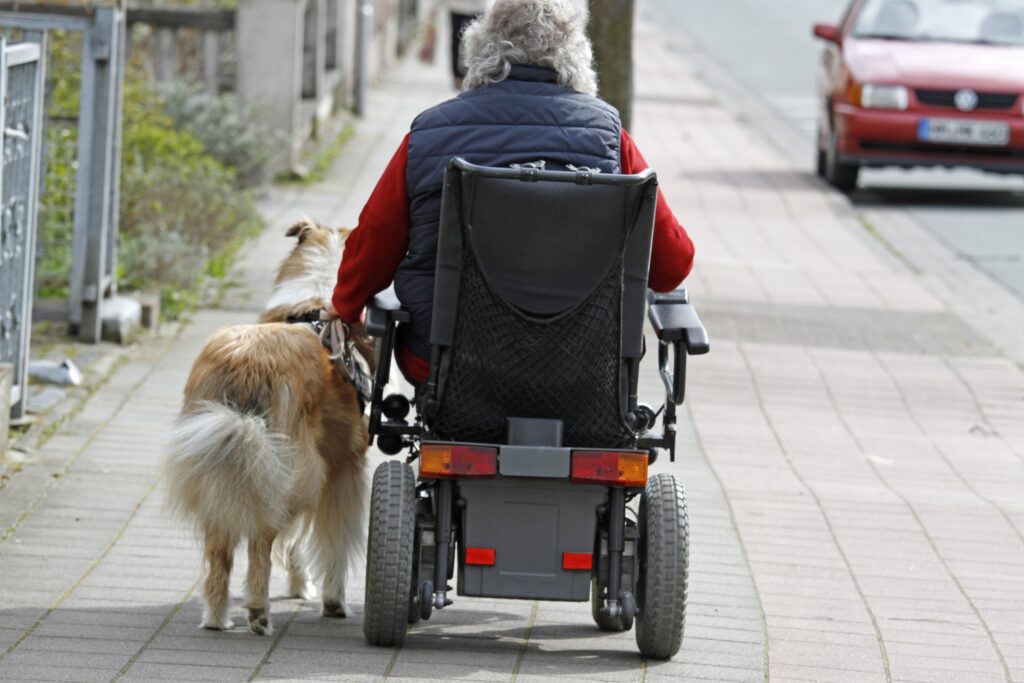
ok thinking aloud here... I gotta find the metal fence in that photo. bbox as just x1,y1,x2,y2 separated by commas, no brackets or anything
0,6,127,345
0,38,46,421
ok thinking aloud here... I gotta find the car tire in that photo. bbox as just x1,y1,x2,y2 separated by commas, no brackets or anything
815,126,827,178
825,120,859,193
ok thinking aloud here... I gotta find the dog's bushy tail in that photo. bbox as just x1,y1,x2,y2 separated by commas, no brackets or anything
165,401,293,539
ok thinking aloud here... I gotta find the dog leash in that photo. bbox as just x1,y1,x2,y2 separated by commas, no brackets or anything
318,318,374,413
285,312,374,413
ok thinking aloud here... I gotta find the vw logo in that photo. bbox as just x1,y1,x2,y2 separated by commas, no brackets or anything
954,88,979,112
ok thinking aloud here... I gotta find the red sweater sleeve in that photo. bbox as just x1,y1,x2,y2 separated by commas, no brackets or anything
332,134,412,323
620,129,695,291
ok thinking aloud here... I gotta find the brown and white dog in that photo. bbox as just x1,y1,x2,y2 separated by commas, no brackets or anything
165,220,368,635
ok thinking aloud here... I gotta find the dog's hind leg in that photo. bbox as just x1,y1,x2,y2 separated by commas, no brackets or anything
285,532,316,600
201,530,236,630
314,457,368,618
244,532,275,635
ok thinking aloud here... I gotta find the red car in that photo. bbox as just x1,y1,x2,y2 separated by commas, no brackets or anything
813,0,1024,191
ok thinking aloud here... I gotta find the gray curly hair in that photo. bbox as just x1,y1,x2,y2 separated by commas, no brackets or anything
462,0,598,95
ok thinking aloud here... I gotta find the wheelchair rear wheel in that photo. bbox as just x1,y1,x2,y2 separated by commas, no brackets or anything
635,473,688,660
363,461,416,647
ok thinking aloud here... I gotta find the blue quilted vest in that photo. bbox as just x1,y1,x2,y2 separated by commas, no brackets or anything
395,64,622,358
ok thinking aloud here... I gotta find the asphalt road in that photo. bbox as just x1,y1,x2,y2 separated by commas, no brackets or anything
646,0,1024,301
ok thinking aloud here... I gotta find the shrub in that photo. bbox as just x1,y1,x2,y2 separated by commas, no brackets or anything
158,81,273,185
118,78,263,316
36,31,264,319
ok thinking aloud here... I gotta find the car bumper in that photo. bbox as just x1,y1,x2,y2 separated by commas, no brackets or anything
835,105,1024,173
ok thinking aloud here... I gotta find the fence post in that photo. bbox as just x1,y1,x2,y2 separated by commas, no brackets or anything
237,0,305,175
302,0,326,100
0,39,9,421
333,0,353,109
354,0,372,116
0,363,11,453
68,7,126,343
155,26,176,81
202,30,220,95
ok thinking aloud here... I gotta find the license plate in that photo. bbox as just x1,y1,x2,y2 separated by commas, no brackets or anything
918,118,1010,146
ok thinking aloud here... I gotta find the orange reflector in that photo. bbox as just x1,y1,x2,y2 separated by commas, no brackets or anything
465,547,495,566
420,443,498,478
570,450,648,487
562,552,593,571
846,80,863,107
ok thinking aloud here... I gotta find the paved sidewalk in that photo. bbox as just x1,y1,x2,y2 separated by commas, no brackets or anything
2,1,1023,681
632,4,1024,682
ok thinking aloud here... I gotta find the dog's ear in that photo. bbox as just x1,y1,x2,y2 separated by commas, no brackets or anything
285,219,320,243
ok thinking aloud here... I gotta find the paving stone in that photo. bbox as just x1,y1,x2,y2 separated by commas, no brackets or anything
119,662,255,681
1,648,131,670
0,663,116,682
135,647,265,669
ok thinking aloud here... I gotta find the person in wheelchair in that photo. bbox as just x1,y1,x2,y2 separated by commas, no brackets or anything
328,0,709,662
329,0,694,384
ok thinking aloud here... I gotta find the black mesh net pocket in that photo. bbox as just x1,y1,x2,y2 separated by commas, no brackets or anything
427,249,633,447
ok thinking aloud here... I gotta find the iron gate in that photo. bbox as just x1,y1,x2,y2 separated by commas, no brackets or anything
0,38,45,421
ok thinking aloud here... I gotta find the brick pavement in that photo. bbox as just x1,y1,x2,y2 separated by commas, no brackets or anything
631,4,1024,682
1,2,1023,681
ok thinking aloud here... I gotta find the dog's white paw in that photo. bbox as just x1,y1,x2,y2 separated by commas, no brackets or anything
200,613,233,631
248,607,273,636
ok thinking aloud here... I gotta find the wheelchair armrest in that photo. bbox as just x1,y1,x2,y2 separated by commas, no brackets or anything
365,288,410,337
362,288,417,448
647,289,710,355
646,286,689,305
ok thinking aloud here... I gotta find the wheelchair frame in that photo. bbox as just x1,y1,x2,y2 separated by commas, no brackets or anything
360,160,709,659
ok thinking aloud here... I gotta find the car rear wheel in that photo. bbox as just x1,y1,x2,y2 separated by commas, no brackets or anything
825,120,859,193
815,126,827,178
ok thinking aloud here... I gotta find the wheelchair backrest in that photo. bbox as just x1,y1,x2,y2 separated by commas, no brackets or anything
425,158,658,447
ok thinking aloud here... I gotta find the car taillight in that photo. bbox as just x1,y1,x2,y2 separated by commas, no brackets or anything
419,443,497,478
570,450,648,487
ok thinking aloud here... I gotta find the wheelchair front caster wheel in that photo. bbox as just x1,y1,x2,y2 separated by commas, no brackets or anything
635,473,688,660
419,581,434,621
591,577,630,632
620,590,636,631
363,461,416,647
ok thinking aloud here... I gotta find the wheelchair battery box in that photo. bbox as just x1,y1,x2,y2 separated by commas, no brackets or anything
456,479,605,601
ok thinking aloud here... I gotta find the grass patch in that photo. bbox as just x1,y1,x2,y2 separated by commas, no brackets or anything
277,123,356,185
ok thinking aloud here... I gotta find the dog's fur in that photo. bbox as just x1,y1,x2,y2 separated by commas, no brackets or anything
166,220,368,635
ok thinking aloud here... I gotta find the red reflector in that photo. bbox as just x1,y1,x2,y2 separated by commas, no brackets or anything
570,450,648,487
420,443,498,478
465,547,495,566
562,552,593,571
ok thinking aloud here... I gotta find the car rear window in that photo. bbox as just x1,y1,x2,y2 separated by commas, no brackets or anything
852,0,1024,44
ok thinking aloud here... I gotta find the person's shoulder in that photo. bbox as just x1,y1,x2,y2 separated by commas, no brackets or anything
410,94,469,129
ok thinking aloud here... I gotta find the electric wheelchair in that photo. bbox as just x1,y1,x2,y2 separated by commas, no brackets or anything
361,158,709,660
